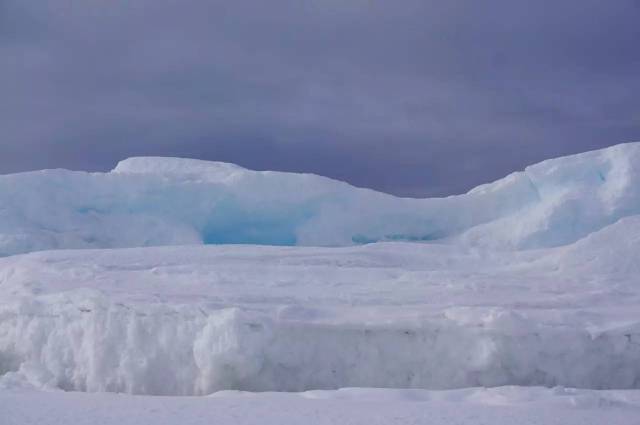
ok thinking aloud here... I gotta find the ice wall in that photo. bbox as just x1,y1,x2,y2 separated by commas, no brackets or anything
0,142,639,255
2,297,639,394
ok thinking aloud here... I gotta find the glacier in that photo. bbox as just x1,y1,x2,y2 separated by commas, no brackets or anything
0,142,639,256
1,142,640,398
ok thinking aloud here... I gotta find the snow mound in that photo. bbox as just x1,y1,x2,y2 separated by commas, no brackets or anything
112,156,250,178
0,143,638,255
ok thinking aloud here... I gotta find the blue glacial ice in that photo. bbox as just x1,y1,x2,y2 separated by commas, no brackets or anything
0,142,639,256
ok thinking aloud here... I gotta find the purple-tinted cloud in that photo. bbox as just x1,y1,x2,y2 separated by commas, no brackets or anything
1,0,639,196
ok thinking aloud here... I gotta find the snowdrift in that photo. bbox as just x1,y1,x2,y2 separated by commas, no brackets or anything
0,143,639,255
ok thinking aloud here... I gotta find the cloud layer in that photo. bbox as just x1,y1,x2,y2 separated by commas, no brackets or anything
1,0,639,196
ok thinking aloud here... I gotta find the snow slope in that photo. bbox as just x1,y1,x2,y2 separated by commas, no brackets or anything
0,142,639,255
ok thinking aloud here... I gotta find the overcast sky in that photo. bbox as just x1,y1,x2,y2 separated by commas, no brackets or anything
1,1,639,196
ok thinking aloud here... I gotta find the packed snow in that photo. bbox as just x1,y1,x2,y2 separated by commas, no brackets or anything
1,143,640,423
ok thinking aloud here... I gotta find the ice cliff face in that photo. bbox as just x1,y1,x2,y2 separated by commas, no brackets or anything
0,142,638,256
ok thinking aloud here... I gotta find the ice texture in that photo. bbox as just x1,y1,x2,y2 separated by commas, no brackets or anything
0,142,638,255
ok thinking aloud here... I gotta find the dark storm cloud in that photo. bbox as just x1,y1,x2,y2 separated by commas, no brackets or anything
1,0,639,196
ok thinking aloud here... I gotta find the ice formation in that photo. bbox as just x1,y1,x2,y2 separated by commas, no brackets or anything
1,142,640,395
0,142,638,255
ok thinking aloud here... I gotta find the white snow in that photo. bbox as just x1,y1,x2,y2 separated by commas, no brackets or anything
2,142,640,423
2,385,640,425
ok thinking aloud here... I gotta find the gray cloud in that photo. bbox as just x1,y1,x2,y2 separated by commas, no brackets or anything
1,0,639,196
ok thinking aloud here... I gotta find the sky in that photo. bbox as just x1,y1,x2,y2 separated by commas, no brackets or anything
1,0,639,197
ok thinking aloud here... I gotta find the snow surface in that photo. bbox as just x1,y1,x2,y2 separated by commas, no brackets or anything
1,142,639,255
2,385,640,425
2,143,640,423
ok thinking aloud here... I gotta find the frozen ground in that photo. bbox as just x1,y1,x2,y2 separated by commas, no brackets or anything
1,143,640,423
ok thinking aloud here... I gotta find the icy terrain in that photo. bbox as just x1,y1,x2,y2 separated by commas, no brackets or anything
0,142,639,255
1,143,640,423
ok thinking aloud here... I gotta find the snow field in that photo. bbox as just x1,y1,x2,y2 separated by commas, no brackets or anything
3,385,640,425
